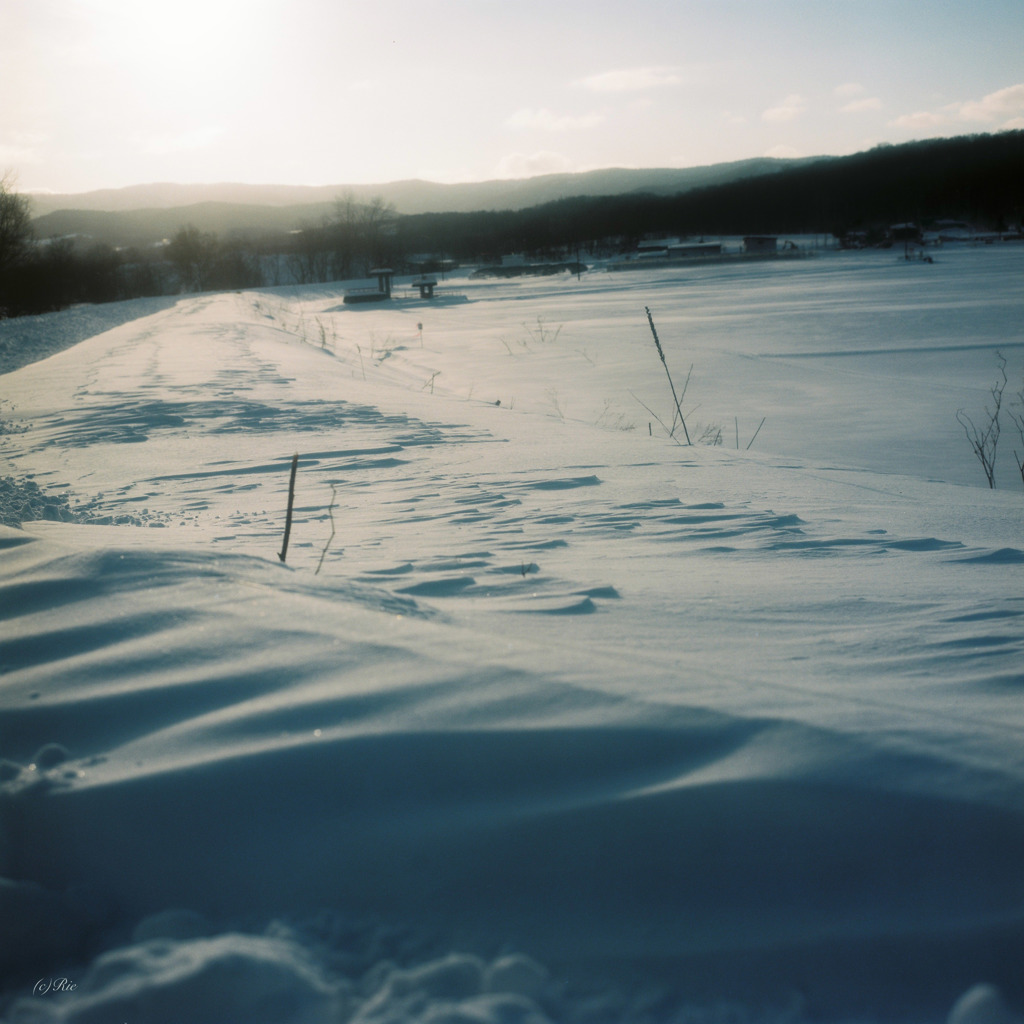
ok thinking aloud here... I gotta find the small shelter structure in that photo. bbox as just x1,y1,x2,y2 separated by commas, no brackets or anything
743,236,777,255
411,275,438,299
370,268,394,297
343,268,395,305
889,224,924,259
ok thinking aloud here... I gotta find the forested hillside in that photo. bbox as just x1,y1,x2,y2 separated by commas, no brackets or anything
394,132,1024,257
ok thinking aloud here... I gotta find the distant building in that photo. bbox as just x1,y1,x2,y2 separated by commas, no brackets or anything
743,236,777,255
637,237,680,252
839,230,868,249
889,223,922,244
932,220,974,242
667,242,722,259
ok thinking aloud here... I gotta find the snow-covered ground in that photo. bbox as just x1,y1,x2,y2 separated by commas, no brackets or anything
1,245,1023,1023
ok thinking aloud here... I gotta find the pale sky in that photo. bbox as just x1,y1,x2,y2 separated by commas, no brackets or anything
4,0,1023,194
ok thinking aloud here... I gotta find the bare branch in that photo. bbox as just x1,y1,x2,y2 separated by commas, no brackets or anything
1009,379,1024,490
629,390,685,446
956,352,1007,489
315,484,338,575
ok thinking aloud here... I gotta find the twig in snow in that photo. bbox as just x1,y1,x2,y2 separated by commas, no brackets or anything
315,484,338,575
669,364,694,437
645,307,692,445
629,390,684,446
1010,377,1024,489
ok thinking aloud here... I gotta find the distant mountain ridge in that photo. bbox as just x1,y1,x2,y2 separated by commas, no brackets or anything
29,158,805,219
29,133,1021,251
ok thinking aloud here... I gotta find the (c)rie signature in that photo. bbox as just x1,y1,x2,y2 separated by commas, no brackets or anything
33,977,78,995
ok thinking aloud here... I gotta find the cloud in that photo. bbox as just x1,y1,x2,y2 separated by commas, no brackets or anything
764,144,803,159
954,82,1024,122
142,125,224,155
574,66,682,93
835,83,883,111
889,110,946,130
841,96,883,113
494,151,576,178
761,94,807,122
890,82,1024,131
506,108,604,132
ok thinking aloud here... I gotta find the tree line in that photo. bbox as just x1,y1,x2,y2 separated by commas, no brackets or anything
1,172,176,317
0,182,403,317
2,131,1022,318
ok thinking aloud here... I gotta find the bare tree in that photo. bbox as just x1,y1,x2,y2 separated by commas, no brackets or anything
289,219,333,284
330,192,397,278
0,171,33,294
956,352,1007,489
167,224,224,292
357,194,397,271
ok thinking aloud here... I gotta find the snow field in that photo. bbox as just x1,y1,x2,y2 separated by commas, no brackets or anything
1,245,1024,1022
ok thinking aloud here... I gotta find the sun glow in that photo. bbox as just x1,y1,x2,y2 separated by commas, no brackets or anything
6,0,1024,194
75,0,273,106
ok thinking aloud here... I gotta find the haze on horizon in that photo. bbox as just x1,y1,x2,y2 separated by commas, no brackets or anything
4,0,1024,196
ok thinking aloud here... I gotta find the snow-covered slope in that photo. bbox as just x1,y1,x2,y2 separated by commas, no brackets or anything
2,247,1023,1023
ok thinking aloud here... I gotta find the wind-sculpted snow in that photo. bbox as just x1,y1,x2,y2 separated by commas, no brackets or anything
2,249,1024,1022
4,526,1024,1022
0,296,180,375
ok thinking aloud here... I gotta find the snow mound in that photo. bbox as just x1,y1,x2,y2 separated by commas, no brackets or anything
0,478,81,529
3,933,557,1024
7,933,339,1024
949,985,1023,1024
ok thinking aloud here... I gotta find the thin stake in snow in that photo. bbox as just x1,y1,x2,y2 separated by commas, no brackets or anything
747,416,766,450
278,453,299,562
645,307,692,445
